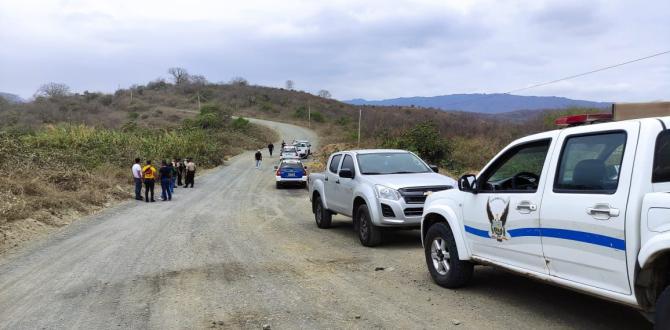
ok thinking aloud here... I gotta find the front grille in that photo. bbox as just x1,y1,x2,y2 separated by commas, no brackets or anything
398,186,452,204
381,203,395,218
404,207,423,216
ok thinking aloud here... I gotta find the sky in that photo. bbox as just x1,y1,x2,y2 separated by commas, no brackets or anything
0,0,668,102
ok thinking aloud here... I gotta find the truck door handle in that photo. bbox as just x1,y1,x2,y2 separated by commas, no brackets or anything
586,204,620,219
324,177,328,181
335,179,340,184
516,201,537,213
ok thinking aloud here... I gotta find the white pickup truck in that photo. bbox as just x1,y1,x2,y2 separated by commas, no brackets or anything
420,114,670,327
309,149,456,246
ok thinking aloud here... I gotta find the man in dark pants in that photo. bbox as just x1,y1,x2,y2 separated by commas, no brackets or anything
159,160,172,201
176,158,184,186
185,158,196,188
132,158,143,200
268,143,274,157
142,160,157,202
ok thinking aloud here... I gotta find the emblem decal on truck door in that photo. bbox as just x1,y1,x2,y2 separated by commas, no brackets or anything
486,197,509,242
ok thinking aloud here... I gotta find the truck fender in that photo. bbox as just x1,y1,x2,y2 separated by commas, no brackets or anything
352,191,377,221
422,204,471,260
638,232,670,267
310,179,329,212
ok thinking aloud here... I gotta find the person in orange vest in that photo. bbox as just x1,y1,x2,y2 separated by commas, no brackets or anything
142,160,157,202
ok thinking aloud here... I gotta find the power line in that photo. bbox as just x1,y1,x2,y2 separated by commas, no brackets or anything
438,50,670,110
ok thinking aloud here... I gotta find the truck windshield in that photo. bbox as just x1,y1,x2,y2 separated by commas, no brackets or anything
357,153,431,175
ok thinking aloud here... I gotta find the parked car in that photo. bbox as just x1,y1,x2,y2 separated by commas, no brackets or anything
293,142,310,159
274,159,308,188
420,114,670,328
309,149,456,246
280,146,300,160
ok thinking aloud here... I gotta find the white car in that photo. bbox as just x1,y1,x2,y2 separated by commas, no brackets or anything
280,146,300,160
420,113,670,328
293,142,310,159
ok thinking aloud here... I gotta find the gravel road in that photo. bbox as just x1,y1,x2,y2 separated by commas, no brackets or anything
0,119,651,329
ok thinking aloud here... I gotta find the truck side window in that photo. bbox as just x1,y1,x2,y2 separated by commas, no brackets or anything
340,155,355,175
554,132,626,194
653,130,670,183
478,139,550,193
329,155,342,174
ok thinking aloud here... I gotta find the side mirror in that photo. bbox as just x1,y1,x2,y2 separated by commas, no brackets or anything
458,174,477,193
429,165,439,173
339,168,354,179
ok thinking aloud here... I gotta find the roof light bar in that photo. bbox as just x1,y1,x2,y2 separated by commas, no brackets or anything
555,113,613,127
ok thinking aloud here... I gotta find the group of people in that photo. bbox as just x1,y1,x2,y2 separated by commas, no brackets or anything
131,158,196,202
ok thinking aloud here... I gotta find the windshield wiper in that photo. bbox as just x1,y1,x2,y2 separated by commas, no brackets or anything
361,172,382,175
389,171,424,174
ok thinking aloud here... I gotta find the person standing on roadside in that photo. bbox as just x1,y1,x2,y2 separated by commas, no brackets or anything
268,143,274,157
169,159,177,193
132,158,143,200
185,158,196,188
176,158,184,186
158,160,173,201
255,149,263,169
142,160,157,202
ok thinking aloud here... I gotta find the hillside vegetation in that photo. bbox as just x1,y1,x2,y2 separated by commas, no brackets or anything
0,70,606,251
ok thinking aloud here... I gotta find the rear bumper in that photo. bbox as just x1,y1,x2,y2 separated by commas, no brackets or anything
276,176,307,183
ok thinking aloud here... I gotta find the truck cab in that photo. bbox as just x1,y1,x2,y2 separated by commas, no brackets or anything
421,115,670,327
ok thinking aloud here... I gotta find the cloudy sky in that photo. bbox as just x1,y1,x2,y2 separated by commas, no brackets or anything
1,0,668,102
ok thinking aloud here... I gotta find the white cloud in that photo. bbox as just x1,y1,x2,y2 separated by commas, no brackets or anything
0,0,668,103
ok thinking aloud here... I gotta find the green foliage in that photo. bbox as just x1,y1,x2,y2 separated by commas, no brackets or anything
293,106,307,119
336,117,351,126
232,117,251,131
382,122,450,164
128,112,139,120
311,111,324,123
193,103,230,129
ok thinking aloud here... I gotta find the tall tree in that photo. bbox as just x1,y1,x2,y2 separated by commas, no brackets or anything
34,82,70,98
318,90,331,98
168,67,190,85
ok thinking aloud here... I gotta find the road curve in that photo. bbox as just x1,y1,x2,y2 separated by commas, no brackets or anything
0,119,650,329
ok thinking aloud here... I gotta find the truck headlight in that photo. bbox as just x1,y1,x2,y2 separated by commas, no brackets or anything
375,185,401,201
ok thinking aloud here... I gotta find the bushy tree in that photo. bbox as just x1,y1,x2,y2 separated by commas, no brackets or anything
318,90,331,98
383,122,450,164
34,82,70,98
168,67,190,85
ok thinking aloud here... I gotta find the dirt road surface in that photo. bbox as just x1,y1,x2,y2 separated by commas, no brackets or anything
0,119,651,329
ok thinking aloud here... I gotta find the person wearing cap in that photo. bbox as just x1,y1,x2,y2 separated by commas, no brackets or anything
254,150,263,169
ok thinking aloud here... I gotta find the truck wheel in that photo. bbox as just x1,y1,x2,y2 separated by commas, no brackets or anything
314,196,332,229
276,182,281,189
356,204,382,247
424,222,473,288
655,286,670,329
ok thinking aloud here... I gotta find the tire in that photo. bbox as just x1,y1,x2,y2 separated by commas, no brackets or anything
356,204,382,247
314,195,332,229
424,222,474,288
276,182,281,189
655,286,670,329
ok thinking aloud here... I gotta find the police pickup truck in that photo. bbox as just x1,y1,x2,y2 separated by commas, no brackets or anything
420,114,670,327
309,149,456,246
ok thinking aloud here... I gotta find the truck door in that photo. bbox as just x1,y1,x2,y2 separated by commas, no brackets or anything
325,154,343,212
334,154,357,217
540,122,640,294
462,138,553,274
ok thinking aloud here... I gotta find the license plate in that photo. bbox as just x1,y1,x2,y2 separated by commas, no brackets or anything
287,173,295,177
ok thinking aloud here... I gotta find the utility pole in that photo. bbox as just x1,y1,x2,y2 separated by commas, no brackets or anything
130,89,133,103
308,103,311,128
357,108,362,148
197,92,201,111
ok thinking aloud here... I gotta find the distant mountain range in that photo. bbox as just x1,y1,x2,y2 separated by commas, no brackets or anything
0,92,24,103
344,93,611,114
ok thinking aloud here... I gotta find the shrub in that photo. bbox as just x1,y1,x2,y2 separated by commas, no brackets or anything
311,111,324,123
232,117,251,131
382,122,450,164
99,95,113,106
